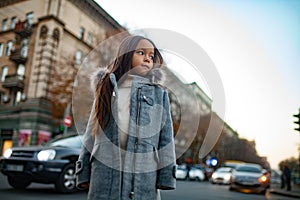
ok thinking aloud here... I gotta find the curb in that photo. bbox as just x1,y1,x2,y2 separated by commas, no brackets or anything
269,189,300,199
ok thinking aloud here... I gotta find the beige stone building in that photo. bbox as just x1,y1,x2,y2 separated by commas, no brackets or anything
0,0,125,154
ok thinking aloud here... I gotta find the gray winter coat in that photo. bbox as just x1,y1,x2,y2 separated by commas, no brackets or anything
75,68,176,200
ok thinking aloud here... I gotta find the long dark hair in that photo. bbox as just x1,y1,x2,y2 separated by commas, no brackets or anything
92,35,164,135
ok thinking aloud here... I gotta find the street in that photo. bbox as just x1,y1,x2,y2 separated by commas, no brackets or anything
0,173,296,200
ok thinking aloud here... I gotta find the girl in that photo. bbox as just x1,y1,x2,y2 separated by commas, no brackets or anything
75,35,176,200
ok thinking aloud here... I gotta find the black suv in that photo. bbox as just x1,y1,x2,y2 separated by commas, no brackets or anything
0,134,83,193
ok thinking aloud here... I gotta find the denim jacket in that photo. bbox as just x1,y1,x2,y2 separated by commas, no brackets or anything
76,68,176,200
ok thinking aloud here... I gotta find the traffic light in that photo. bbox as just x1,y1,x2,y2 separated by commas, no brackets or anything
293,110,300,132
58,125,65,134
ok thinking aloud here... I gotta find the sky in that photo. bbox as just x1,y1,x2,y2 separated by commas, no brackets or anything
95,0,300,169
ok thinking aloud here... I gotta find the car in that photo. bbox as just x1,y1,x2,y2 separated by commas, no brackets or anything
229,163,270,194
270,169,281,185
175,164,189,180
210,167,233,184
188,166,205,181
0,134,83,193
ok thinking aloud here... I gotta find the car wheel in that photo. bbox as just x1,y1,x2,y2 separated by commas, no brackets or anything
55,163,77,193
8,176,31,189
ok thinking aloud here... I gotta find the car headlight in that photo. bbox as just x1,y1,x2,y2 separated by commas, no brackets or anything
224,174,231,180
212,173,217,179
37,149,56,161
3,148,12,158
258,175,268,183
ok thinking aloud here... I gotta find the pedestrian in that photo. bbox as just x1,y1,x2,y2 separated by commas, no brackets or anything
280,170,285,189
75,35,176,200
283,163,292,191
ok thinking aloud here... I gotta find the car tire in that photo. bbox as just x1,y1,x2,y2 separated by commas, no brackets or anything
55,163,77,193
8,176,31,189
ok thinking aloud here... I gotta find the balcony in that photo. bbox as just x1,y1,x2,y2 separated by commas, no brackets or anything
9,48,27,63
2,74,25,90
14,20,32,38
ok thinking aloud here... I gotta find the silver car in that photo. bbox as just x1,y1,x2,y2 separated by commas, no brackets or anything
175,165,188,180
188,166,205,181
229,163,270,194
210,167,233,184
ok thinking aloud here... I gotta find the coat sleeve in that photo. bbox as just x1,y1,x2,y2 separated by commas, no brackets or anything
156,90,176,190
75,101,95,190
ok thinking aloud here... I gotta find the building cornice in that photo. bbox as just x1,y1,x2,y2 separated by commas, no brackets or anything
38,15,65,27
69,0,125,31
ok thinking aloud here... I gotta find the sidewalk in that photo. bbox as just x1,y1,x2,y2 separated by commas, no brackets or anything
269,183,300,199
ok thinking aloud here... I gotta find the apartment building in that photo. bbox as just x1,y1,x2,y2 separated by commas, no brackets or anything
0,0,125,154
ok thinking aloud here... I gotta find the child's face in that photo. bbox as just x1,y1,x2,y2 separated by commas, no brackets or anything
131,39,155,76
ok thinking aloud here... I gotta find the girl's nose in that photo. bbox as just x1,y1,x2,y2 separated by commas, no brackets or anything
144,55,151,62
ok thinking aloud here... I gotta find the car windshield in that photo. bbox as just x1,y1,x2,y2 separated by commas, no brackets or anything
236,166,261,173
47,135,83,148
217,168,232,172
178,165,187,170
192,165,205,170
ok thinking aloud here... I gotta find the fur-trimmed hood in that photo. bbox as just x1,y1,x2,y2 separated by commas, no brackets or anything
90,67,165,92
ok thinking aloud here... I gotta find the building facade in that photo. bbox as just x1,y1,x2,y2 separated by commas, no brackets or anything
0,0,125,155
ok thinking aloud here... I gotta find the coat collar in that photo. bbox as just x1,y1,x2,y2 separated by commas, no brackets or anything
90,67,165,93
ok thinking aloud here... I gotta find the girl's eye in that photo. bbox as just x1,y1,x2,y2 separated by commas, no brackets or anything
149,55,154,60
137,50,144,55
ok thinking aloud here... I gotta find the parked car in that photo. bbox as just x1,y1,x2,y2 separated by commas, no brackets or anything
0,134,83,193
229,163,270,194
270,169,282,185
175,164,189,180
210,167,233,184
188,166,205,181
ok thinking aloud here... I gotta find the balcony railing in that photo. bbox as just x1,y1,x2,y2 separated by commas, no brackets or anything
2,74,25,90
14,20,32,38
9,48,27,63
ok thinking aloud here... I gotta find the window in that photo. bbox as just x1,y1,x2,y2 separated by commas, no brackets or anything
15,91,22,104
1,66,8,82
10,16,17,29
2,18,8,31
79,27,85,40
82,57,89,68
17,64,25,76
39,25,48,39
52,28,60,42
0,43,3,57
87,32,93,45
20,39,28,58
26,12,34,26
5,41,13,56
75,50,82,65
